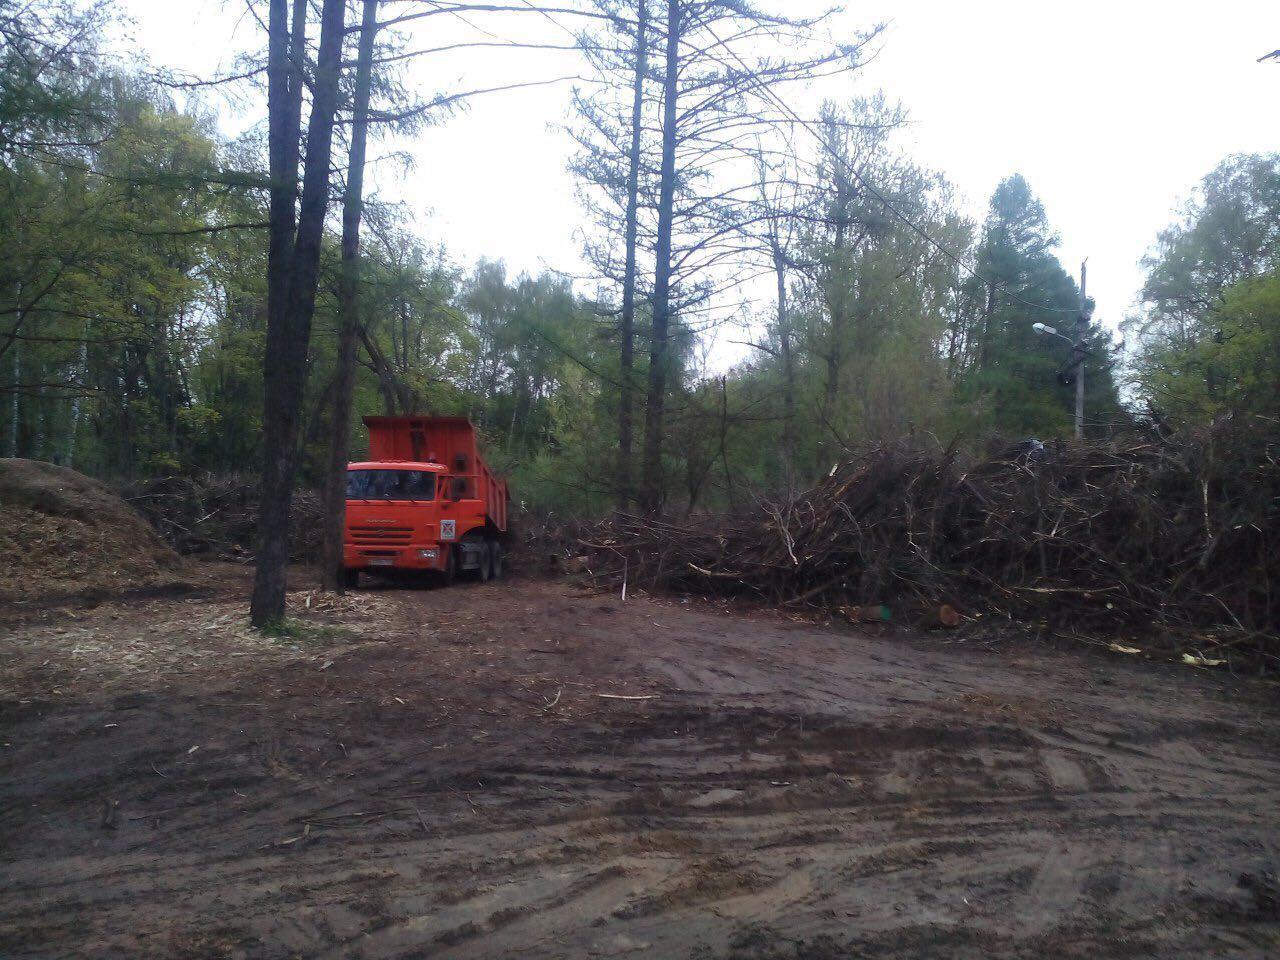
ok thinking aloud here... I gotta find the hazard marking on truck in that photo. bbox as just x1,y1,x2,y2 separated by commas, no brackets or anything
439,519,456,541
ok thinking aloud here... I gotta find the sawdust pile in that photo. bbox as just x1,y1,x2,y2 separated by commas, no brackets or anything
0,458,186,603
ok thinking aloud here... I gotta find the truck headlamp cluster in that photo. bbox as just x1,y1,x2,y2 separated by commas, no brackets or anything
419,549,438,560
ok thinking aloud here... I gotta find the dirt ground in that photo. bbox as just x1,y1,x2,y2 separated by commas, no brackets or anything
2,565,1278,959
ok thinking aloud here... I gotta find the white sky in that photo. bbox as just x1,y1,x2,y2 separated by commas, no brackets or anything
123,0,1278,356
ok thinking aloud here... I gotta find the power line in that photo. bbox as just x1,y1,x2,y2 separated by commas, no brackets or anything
701,21,1081,316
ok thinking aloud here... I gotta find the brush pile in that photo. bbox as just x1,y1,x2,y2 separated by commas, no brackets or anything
577,423,1279,666
123,473,323,561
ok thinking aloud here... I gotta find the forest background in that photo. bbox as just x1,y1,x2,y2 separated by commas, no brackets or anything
4,0,1278,524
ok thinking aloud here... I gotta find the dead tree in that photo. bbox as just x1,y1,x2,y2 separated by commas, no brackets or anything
743,139,813,485
641,0,680,513
635,0,877,511
568,0,655,507
617,0,649,507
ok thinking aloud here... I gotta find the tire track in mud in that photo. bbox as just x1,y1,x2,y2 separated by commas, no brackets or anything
267,717,1276,957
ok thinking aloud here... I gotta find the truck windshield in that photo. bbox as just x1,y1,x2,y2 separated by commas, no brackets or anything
346,469,436,501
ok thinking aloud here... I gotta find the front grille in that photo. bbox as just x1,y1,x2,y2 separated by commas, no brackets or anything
349,525,413,545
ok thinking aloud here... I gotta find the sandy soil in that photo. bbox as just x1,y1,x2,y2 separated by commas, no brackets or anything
2,565,1278,959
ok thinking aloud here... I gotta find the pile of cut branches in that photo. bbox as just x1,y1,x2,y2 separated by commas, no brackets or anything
123,473,323,561
577,422,1279,667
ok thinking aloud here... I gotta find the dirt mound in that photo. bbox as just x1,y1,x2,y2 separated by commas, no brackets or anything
0,458,186,603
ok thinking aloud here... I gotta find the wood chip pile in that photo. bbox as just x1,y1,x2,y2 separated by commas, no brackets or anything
577,423,1278,667
0,458,186,602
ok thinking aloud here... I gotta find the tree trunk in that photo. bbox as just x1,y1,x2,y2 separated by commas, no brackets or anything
33,380,43,460
9,335,18,457
321,0,378,593
251,0,303,621
251,0,347,628
67,335,87,466
944,285,963,380
640,0,679,513
821,184,850,425
771,244,796,481
979,280,995,369
717,375,736,511
616,0,647,508
359,327,399,414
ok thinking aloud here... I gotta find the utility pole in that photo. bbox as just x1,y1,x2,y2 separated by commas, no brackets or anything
1074,259,1088,440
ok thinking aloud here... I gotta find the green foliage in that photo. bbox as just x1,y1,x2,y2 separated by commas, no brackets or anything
1128,154,1280,426
0,0,109,164
3,57,233,474
949,175,1124,440
1136,271,1280,423
9,8,1246,523
671,138,1127,512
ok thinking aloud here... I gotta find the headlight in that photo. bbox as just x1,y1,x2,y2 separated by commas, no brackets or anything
419,549,438,560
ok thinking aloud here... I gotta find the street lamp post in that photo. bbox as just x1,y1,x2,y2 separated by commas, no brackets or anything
1031,261,1090,440
1074,262,1088,441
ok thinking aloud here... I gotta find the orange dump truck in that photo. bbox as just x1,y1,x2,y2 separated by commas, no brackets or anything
342,416,509,587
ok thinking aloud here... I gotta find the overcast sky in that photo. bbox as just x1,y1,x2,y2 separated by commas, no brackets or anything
122,0,1277,358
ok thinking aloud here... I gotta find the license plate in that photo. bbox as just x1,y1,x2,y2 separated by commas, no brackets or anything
368,557,395,567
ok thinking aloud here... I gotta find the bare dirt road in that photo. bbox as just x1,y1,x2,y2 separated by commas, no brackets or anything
2,567,1278,958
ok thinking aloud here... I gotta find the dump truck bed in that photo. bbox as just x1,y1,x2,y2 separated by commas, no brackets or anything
362,416,507,532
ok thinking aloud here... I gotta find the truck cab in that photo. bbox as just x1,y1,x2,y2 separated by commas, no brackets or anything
342,416,508,586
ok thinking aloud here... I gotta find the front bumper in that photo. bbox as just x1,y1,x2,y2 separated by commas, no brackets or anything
343,544,445,571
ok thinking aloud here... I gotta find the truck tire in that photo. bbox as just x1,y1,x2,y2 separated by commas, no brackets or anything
477,541,492,582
